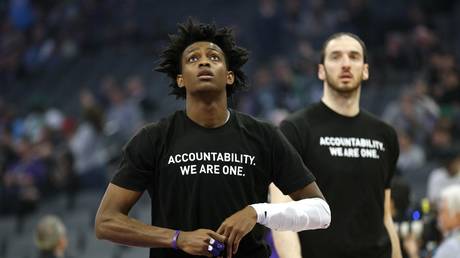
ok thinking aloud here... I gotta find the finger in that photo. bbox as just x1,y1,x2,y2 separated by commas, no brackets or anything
209,231,227,243
233,234,242,254
227,231,236,258
216,223,225,235
202,244,213,257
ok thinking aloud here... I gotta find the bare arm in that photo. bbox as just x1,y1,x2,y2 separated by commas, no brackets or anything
383,189,403,258
270,181,325,258
287,181,325,201
95,183,225,256
95,183,173,247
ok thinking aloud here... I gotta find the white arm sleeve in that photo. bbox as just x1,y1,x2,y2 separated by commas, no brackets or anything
250,198,331,232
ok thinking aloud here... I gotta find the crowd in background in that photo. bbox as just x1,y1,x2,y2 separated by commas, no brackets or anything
1,0,460,257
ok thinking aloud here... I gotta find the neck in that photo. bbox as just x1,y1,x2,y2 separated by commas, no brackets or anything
185,92,229,128
321,83,361,117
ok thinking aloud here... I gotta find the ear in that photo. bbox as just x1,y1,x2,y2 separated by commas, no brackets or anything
226,71,235,85
176,74,184,88
57,236,68,251
362,63,369,81
318,64,326,81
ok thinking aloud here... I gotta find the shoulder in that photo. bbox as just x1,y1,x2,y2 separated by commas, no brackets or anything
232,110,284,143
361,110,398,138
434,236,460,258
284,103,320,125
131,111,182,143
143,111,181,133
233,109,276,131
281,105,322,135
361,110,395,131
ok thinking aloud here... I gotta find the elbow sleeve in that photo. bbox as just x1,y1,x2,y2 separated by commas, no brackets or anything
251,198,331,232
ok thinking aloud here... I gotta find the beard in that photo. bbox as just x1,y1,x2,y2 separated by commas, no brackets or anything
324,69,362,94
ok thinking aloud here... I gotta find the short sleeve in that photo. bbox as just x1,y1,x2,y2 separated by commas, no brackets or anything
111,127,156,192
270,127,315,195
385,127,400,188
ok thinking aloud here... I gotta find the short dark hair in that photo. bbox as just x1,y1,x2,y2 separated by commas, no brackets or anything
155,18,249,99
320,32,368,64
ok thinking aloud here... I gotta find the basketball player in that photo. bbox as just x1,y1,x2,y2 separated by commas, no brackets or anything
272,33,402,258
94,19,331,258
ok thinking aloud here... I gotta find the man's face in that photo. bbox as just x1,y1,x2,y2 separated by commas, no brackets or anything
318,36,369,93
177,41,234,96
438,199,460,234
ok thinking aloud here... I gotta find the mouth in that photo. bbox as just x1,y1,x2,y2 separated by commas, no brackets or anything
197,70,214,80
339,74,353,80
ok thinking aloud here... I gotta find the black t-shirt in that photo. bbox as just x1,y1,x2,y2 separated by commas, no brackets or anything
111,109,315,258
280,102,399,258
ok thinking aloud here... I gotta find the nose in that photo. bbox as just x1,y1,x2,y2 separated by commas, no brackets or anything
341,56,351,67
198,57,211,67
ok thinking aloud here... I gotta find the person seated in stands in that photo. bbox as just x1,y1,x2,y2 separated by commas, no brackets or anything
35,215,68,258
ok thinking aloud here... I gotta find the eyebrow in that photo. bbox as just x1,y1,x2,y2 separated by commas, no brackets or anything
184,46,223,55
330,50,362,56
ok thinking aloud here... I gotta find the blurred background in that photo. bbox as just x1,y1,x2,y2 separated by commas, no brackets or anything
0,0,459,257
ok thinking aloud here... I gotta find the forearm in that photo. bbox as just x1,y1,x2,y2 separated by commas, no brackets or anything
272,230,302,258
95,211,174,248
384,212,402,258
383,189,402,258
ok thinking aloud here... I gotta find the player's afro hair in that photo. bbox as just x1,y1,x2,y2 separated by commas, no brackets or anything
155,18,249,99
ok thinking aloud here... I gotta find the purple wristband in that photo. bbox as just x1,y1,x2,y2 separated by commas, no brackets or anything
172,230,180,250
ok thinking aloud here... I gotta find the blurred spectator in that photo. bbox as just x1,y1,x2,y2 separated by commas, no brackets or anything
411,78,440,132
383,79,441,146
342,0,371,42
427,152,460,204
102,77,142,141
272,57,302,112
435,69,460,107
410,25,439,70
23,23,56,73
52,148,77,210
251,0,285,61
433,185,460,258
34,214,68,258
291,0,341,48
237,66,276,118
79,88,98,111
3,136,46,231
383,91,426,144
427,119,455,161
69,106,107,190
386,32,411,69
427,51,456,92
397,130,426,174
125,75,156,121
23,105,46,143
0,19,25,84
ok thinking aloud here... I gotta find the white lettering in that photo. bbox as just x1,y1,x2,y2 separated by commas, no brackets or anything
329,147,343,156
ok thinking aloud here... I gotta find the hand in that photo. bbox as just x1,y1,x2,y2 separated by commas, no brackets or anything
177,229,226,257
217,206,257,258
